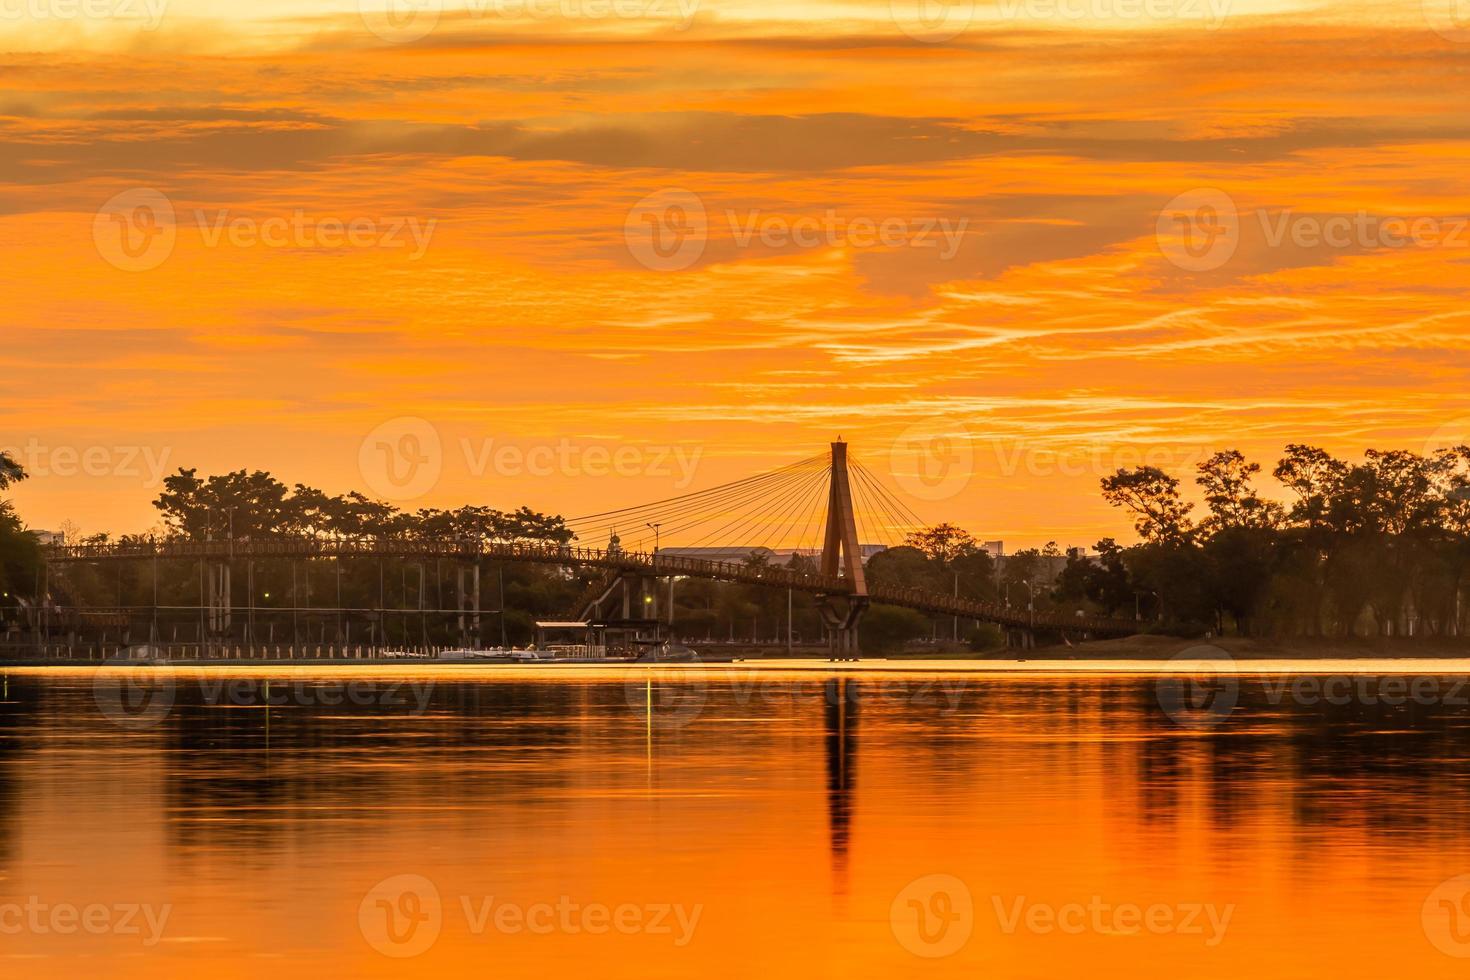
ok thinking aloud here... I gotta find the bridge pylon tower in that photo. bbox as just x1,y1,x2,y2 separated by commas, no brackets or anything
818,441,868,661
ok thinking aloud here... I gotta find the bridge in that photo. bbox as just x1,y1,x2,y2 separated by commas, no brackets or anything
42,441,1141,656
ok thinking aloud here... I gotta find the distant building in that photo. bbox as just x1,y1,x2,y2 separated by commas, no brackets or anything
992,551,1084,586
982,540,1004,557
769,544,888,565
661,546,776,563
29,530,64,547
661,544,890,566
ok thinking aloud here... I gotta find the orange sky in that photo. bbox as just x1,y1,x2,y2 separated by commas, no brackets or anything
3,1,1470,549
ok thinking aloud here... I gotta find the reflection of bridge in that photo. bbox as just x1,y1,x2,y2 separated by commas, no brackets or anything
45,441,1140,654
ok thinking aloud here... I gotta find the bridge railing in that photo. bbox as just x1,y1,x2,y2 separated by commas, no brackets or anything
49,536,1137,636
866,582,1137,634
52,536,857,589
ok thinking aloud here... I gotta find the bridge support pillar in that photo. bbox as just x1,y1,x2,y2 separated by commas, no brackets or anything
457,563,481,649
577,572,665,658
1006,628,1036,651
416,563,427,650
819,595,867,662
207,561,231,635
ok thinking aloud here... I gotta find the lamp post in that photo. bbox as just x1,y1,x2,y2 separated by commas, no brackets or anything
646,522,666,636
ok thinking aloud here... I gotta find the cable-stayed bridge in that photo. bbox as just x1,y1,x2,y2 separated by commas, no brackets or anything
45,441,1140,654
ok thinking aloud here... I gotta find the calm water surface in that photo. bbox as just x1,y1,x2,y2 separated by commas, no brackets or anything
4,664,1470,978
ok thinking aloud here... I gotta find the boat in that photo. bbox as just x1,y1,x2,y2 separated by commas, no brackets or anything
510,649,559,662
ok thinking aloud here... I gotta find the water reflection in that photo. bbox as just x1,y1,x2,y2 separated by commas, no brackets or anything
824,678,858,897
0,668,1467,977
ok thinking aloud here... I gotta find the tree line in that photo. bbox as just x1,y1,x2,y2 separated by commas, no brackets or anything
148,468,575,545
5,444,1470,647
0,451,40,605
1061,445,1470,637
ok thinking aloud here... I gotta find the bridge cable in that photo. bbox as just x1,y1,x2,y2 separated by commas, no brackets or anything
633,456,829,545
754,465,833,555
568,455,827,546
599,471,814,548
671,460,830,553
617,457,830,553
800,468,830,560
850,456,929,533
849,463,914,548
847,468,897,550
566,453,826,526
570,462,820,543
853,455,929,529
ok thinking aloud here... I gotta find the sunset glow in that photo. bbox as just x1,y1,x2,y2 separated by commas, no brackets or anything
5,0,1470,547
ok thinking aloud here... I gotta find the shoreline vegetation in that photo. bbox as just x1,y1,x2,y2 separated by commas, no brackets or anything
3,441,1470,656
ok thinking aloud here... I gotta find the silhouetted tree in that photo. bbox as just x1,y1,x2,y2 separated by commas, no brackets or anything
1100,467,1194,544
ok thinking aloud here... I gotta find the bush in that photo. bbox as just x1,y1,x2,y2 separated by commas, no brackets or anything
858,605,929,654
967,623,1005,652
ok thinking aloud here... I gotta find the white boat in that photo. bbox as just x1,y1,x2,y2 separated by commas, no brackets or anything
379,649,432,660
468,648,515,660
510,649,558,662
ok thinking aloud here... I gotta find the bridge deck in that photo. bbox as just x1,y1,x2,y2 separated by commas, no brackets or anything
48,538,1141,637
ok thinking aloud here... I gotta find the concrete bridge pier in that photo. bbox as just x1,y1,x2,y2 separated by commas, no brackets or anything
819,595,866,662
616,573,667,652
456,563,481,648
1006,628,1036,651
576,572,666,656
417,562,428,650
207,560,232,635
827,625,860,660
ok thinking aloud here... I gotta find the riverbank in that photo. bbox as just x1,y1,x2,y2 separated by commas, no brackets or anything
1018,633,1470,661
3,634,1467,671
5,647,1470,676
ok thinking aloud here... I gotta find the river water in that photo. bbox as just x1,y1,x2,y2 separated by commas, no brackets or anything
4,664,1470,977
